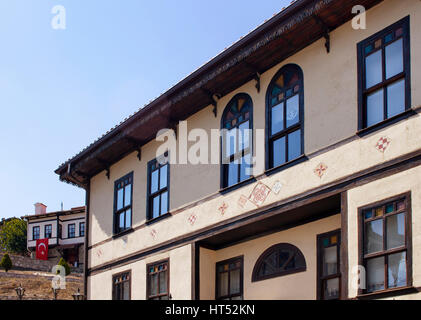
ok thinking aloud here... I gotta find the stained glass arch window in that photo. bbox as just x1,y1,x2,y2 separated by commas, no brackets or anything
266,64,304,170
221,93,253,189
252,243,307,282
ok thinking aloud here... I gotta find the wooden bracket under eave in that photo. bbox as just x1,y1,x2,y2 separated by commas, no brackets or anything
324,31,330,54
253,72,261,93
96,158,111,180
201,88,220,118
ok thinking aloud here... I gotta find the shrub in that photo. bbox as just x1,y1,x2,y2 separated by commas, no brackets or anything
0,253,12,272
0,218,27,255
57,258,71,276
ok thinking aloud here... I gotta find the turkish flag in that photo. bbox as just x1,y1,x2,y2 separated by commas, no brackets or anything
36,239,49,261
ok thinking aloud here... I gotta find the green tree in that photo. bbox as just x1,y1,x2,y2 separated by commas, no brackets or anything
57,258,71,276
0,218,27,255
0,253,12,272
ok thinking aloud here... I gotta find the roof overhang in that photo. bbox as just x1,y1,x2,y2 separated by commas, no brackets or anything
23,207,86,221
56,0,383,188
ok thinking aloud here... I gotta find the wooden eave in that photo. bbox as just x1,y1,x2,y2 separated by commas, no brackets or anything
23,208,86,221
55,0,383,188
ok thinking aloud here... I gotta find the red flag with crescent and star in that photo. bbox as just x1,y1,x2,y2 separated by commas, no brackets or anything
36,239,49,261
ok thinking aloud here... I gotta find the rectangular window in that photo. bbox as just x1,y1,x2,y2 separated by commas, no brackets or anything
44,225,52,239
58,224,62,239
317,230,341,300
79,222,85,237
112,271,131,300
68,224,75,238
147,154,169,221
113,172,133,234
147,260,169,300
33,226,40,240
216,256,243,300
359,194,411,294
358,16,410,130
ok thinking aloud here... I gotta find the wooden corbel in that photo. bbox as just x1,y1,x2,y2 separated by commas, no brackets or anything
201,88,221,118
253,72,261,93
96,158,111,180
124,137,142,161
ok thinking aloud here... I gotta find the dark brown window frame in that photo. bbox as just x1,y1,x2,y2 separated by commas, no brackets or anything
146,153,170,223
32,226,40,240
317,229,341,300
357,192,412,298
252,243,306,282
113,172,134,235
44,224,52,239
357,16,411,132
215,255,244,300
146,259,170,300
79,222,85,237
68,223,76,238
265,63,305,172
112,270,131,300
220,93,254,190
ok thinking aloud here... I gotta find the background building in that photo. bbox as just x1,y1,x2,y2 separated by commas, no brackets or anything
24,203,85,268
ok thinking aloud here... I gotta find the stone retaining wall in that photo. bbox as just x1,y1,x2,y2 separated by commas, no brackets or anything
0,253,85,273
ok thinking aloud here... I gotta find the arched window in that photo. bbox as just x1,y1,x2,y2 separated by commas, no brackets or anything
221,93,253,189
252,243,306,282
266,64,304,170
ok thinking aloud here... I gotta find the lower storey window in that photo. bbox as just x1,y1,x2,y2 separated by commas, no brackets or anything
216,256,243,300
317,230,341,300
147,260,169,300
360,194,411,293
112,271,131,300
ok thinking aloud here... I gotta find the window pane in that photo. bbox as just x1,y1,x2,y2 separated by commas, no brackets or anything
388,252,407,289
365,219,383,254
240,154,251,182
323,246,338,276
160,191,168,215
159,271,168,294
385,39,403,79
117,188,124,210
229,269,241,294
367,256,385,292
115,283,121,300
365,50,383,88
288,130,301,162
152,195,160,219
366,89,384,127
227,161,239,187
273,137,286,167
386,213,405,249
260,253,277,276
119,213,125,230
124,184,131,207
150,273,158,296
239,121,250,151
151,169,159,194
218,272,229,297
324,277,340,300
125,209,131,229
226,129,237,157
160,165,168,189
271,102,284,135
387,79,405,118
123,281,130,300
286,94,299,128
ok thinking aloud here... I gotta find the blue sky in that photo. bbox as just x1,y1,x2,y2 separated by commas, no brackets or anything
0,0,289,219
